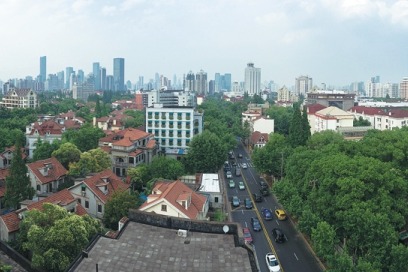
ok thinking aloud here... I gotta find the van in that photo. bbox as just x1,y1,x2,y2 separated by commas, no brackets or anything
235,168,241,177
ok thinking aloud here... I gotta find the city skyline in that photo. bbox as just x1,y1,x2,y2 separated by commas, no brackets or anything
1,0,407,87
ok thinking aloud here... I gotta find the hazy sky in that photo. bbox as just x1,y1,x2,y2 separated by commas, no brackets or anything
1,0,407,87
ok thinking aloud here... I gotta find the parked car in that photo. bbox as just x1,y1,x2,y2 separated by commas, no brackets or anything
244,198,253,209
238,181,245,190
232,196,240,207
272,228,286,243
251,217,262,232
229,180,235,188
266,253,281,272
260,180,268,189
252,193,263,202
261,208,273,220
243,227,253,244
238,153,243,158
275,209,287,221
226,171,232,179
242,163,248,169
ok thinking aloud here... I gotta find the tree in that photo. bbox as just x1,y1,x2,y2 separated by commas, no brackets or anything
183,131,227,173
311,221,336,261
302,106,311,144
288,103,305,147
127,165,151,191
264,106,293,135
62,124,105,152
123,109,145,128
20,203,102,272
353,116,371,127
69,148,111,177
148,156,185,180
4,140,34,209
51,142,81,169
103,190,139,230
32,138,61,161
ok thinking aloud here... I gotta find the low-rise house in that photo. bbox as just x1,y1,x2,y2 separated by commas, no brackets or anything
98,128,157,177
25,120,65,159
306,104,327,134
68,169,130,219
250,131,269,148
196,173,223,209
349,106,408,130
252,116,274,135
0,189,87,242
139,180,209,220
313,106,354,134
27,157,68,195
93,116,124,131
0,146,27,169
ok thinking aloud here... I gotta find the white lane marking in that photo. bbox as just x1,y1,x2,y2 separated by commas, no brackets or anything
275,220,280,226
245,221,248,227
242,210,244,215
294,252,299,261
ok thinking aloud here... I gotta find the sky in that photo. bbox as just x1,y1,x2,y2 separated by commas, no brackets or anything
1,0,408,88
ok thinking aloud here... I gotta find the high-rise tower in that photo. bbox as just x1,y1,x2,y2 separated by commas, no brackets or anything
195,70,208,95
40,56,47,83
295,75,313,96
93,62,101,90
244,62,261,96
113,58,125,92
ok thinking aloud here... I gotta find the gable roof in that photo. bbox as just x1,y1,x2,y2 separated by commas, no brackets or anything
307,103,327,114
349,106,385,116
316,106,353,120
139,180,207,220
27,157,68,185
251,131,269,144
79,169,130,204
0,189,87,233
27,120,64,136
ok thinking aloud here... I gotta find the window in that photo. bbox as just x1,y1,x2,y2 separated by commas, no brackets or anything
161,204,167,212
77,199,81,204
98,204,102,213
85,201,89,209
215,197,219,203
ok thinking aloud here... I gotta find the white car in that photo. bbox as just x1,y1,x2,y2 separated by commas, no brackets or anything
242,163,248,169
238,181,245,190
266,253,281,272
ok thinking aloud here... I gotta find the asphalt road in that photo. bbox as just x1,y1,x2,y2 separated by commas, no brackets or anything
226,142,324,272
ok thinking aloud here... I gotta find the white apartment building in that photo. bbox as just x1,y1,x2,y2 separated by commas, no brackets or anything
145,104,203,159
349,106,408,130
244,62,261,96
0,88,39,109
314,106,354,134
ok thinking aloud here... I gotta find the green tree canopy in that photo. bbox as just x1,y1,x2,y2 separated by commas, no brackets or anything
4,140,34,209
148,156,185,180
20,203,102,272
103,190,139,230
32,138,61,162
69,148,111,177
51,142,82,169
183,131,227,173
62,124,105,152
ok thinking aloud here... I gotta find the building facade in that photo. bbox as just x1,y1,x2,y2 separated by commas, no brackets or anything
145,104,203,158
244,62,261,96
400,77,408,100
306,91,355,111
295,75,313,96
0,88,39,109
113,58,125,91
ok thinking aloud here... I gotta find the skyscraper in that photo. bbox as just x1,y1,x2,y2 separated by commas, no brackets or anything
244,62,261,96
195,70,208,95
40,56,47,83
400,77,408,100
295,75,313,96
184,71,195,92
65,67,74,89
101,67,106,91
93,62,101,90
113,58,125,91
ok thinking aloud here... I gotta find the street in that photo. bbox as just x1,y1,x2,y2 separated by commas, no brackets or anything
225,142,324,272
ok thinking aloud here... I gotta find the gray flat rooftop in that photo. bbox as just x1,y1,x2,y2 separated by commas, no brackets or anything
74,221,252,272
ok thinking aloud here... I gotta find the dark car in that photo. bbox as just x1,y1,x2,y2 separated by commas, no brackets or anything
261,208,273,220
244,198,253,209
251,217,262,232
260,187,270,196
272,228,286,243
260,180,268,189
252,193,263,202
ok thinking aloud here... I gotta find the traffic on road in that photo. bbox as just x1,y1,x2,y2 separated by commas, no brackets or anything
225,142,323,272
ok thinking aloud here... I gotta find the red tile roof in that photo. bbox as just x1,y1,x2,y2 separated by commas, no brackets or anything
0,169,9,198
139,180,207,220
81,169,130,204
307,103,327,114
349,106,385,115
27,120,64,136
27,157,67,185
0,189,87,233
251,131,269,145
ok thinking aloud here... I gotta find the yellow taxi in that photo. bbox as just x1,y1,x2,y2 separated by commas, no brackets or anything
275,209,287,221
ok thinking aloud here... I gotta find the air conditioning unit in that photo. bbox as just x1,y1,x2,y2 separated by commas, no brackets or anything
177,229,188,238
